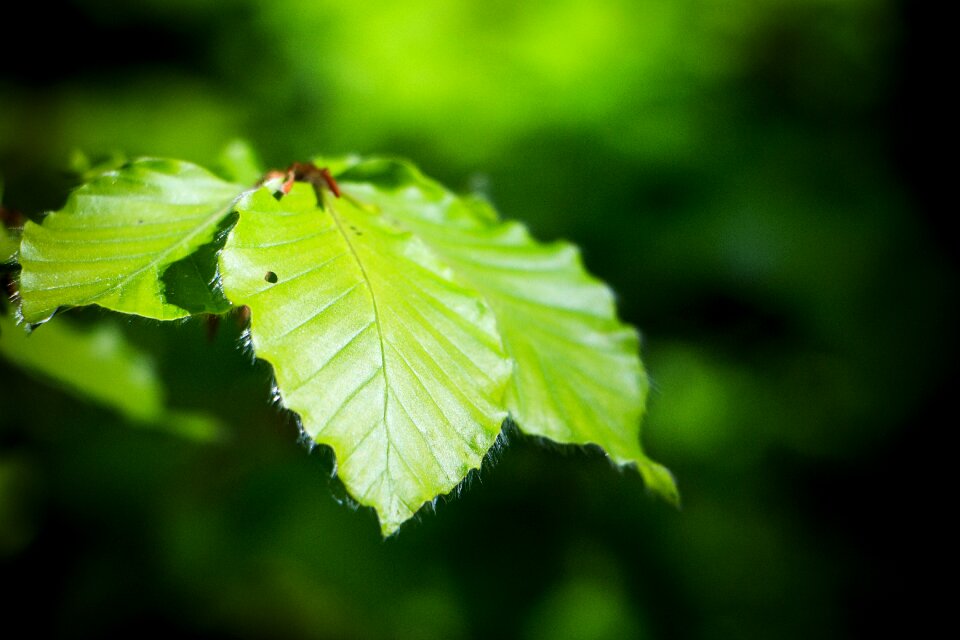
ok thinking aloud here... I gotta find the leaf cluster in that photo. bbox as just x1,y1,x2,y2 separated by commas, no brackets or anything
6,149,675,534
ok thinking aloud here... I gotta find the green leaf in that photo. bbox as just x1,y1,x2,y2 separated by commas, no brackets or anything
219,184,512,534
335,159,677,503
0,313,222,441
1,178,17,264
12,150,676,530
0,227,15,264
66,149,129,182
215,139,264,186
18,159,243,323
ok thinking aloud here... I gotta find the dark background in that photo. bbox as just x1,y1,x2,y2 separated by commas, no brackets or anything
1,1,952,638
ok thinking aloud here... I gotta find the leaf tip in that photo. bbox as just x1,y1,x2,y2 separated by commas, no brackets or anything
637,457,680,508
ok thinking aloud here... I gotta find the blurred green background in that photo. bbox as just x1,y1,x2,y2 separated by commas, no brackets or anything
1,1,951,638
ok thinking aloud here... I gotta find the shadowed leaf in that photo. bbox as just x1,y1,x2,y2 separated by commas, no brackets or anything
0,313,222,441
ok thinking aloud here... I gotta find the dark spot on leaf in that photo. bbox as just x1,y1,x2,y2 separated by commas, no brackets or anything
264,271,278,284
137,219,143,224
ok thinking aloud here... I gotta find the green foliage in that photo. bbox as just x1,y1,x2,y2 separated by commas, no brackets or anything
12,151,673,534
19,159,243,323
0,2,938,635
1,181,17,264
333,158,677,502
221,184,512,533
0,314,221,440
0,228,15,264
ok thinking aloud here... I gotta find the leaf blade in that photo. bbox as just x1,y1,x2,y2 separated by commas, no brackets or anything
18,159,243,322
336,160,677,503
219,185,511,534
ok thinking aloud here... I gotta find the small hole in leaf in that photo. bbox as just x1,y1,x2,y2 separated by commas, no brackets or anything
264,271,278,283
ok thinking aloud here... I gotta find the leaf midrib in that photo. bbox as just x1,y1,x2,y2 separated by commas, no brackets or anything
325,196,393,475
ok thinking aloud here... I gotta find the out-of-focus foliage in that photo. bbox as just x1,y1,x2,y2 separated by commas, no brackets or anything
0,313,221,440
0,0,949,638
0,228,15,264
1,181,18,263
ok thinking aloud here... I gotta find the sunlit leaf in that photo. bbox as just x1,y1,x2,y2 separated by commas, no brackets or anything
219,184,512,533
12,151,676,531
334,158,676,502
18,159,243,323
